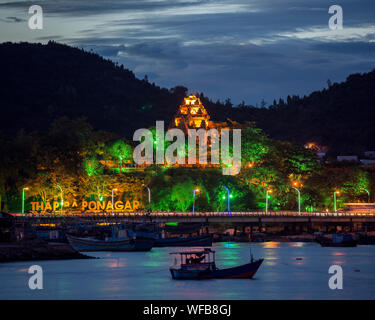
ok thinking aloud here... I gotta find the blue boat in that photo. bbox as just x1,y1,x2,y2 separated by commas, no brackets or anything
67,224,155,252
316,233,357,247
169,248,263,280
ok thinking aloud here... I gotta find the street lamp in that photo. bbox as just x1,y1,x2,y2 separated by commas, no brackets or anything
333,190,340,212
223,186,231,215
56,184,63,216
21,187,30,216
142,184,151,212
192,188,200,214
112,188,118,215
363,188,370,203
266,189,272,214
293,182,301,215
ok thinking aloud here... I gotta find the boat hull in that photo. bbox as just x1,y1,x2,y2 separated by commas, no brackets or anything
67,235,154,252
155,235,212,247
170,259,264,280
318,241,357,247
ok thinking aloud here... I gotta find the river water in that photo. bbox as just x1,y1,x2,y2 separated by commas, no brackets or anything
1,242,374,299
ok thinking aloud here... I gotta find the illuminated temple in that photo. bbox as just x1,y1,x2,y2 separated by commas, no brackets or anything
170,94,233,132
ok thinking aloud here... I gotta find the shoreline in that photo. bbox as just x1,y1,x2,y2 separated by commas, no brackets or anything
0,239,93,263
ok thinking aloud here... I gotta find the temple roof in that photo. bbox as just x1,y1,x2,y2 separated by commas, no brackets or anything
171,94,211,131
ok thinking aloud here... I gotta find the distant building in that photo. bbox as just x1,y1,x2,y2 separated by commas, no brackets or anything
304,142,327,160
364,151,375,159
316,150,327,159
360,159,375,166
344,203,375,213
337,155,358,162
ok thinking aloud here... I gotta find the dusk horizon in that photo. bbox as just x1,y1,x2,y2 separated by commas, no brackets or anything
1,0,375,105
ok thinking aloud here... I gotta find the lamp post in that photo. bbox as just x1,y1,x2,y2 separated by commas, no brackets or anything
21,187,30,216
142,184,151,212
223,186,231,215
266,189,272,214
333,190,340,212
192,188,200,214
363,188,370,203
56,184,63,216
293,182,301,215
112,188,118,215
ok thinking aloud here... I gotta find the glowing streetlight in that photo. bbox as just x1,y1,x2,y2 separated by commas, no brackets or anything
293,182,301,215
21,187,30,216
333,190,340,212
142,184,151,212
56,184,63,216
223,186,231,215
112,188,118,215
362,188,370,203
266,189,272,214
192,188,200,214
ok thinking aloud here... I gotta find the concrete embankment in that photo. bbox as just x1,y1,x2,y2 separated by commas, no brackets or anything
0,239,93,262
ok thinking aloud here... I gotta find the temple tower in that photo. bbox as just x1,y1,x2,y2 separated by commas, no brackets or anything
171,94,211,133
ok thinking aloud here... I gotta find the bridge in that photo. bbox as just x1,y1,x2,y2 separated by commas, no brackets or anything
13,211,375,232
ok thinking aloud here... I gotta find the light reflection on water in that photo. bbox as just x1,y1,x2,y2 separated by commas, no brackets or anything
1,242,375,300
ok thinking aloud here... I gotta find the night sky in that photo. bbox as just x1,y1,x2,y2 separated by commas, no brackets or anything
1,0,375,105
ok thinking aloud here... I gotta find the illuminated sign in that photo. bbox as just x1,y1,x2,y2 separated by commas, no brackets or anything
29,200,140,213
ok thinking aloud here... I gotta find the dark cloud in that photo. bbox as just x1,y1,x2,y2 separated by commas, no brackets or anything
0,0,375,104
1,16,25,23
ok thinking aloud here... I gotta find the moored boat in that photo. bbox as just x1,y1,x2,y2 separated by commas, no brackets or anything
67,224,155,252
169,248,263,280
67,235,153,252
316,233,357,247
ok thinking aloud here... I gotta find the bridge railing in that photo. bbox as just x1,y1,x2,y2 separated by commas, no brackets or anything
12,211,375,219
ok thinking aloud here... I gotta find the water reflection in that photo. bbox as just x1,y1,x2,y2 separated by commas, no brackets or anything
262,241,281,249
1,243,374,299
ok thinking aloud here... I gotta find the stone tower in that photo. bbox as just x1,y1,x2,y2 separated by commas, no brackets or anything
171,94,211,133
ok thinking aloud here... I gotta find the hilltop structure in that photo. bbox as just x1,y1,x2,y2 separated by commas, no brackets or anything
170,94,235,132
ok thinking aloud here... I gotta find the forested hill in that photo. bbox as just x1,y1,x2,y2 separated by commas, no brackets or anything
0,41,374,155
247,69,375,155
0,41,190,137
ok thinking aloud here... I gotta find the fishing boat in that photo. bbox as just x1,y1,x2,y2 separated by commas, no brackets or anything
155,234,212,247
169,248,263,280
67,224,155,252
316,233,357,247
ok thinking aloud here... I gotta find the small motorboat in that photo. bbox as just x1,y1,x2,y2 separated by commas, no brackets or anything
169,248,263,280
316,233,357,247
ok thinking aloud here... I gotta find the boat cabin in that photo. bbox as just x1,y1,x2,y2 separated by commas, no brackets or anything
170,248,216,271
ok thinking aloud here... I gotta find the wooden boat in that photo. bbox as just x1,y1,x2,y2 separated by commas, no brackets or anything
67,235,154,252
316,234,357,247
67,225,155,252
169,248,263,280
155,234,212,247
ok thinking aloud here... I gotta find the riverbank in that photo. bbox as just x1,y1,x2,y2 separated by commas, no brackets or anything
0,239,93,262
